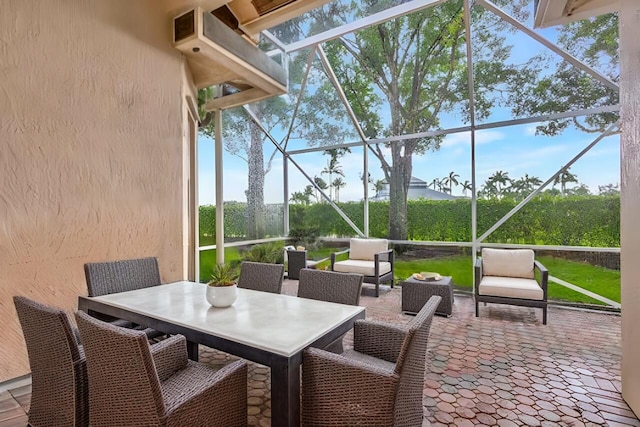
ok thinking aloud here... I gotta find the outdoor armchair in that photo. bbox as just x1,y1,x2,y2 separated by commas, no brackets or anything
84,257,164,338
475,248,549,324
13,296,89,427
75,310,248,427
237,261,284,293
330,238,394,297
297,269,364,353
301,296,441,426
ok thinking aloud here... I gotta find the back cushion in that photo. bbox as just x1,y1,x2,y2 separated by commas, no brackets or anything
349,238,388,261
482,248,535,279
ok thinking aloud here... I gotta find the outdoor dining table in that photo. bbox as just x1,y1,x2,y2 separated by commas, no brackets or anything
78,281,365,427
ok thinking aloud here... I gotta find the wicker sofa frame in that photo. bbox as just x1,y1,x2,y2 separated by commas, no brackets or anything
301,296,440,426
75,311,248,427
474,256,549,325
13,296,89,427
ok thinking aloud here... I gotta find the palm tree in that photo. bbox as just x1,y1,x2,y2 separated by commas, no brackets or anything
554,169,578,195
290,191,310,205
303,185,315,202
313,176,328,202
440,176,451,194
372,179,386,197
430,178,439,190
525,174,543,190
488,170,511,198
321,153,345,201
461,180,472,197
447,171,460,194
332,178,346,202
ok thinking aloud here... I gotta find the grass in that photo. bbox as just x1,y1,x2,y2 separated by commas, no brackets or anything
393,254,620,306
199,247,241,282
198,244,620,306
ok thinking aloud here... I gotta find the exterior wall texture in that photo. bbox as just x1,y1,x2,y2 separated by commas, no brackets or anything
620,0,640,416
0,0,189,381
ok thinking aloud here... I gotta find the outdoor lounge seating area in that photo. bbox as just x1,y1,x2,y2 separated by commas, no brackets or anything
3,278,635,426
3,0,640,424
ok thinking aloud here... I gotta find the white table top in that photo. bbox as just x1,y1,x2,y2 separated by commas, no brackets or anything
87,281,365,357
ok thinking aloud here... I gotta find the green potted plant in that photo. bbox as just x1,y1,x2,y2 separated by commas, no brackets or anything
206,263,239,308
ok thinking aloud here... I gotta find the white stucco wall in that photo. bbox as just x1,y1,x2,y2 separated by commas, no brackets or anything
620,0,640,416
0,0,191,381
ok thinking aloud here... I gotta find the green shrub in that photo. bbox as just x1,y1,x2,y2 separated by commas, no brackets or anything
241,242,285,264
199,195,620,247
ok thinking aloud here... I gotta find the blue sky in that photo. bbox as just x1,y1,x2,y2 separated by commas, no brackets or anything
197,124,620,205
197,4,620,206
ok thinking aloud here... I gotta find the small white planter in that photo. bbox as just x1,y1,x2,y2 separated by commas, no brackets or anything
206,284,238,308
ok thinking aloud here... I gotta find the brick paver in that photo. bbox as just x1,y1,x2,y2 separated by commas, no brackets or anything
1,280,638,426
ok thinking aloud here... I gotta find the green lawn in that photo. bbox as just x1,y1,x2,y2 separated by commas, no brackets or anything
393,254,619,306
199,247,242,282
199,246,620,306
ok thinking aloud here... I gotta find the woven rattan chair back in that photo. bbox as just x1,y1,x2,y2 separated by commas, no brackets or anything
392,295,441,427
75,310,166,426
84,257,161,297
237,261,284,294
297,269,364,306
13,296,88,427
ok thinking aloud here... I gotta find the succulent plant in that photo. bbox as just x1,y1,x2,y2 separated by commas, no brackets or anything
207,263,239,287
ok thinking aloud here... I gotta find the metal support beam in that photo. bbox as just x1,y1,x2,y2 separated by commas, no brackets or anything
316,45,373,235
281,47,316,151
285,105,620,156
214,108,225,265
243,106,365,237
283,156,289,235
284,0,447,53
463,0,479,268
478,0,619,92
477,121,620,243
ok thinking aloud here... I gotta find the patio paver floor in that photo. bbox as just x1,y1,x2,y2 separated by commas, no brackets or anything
1,279,637,426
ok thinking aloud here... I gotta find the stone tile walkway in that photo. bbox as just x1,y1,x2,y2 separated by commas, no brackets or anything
1,280,637,426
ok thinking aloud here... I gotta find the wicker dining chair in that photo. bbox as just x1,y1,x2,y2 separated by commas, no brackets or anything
297,269,364,306
302,296,441,426
237,261,284,294
75,311,248,427
84,257,164,338
297,269,364,353
13,296,89,427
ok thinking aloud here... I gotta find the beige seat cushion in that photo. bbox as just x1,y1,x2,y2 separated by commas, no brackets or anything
349,238,388,261
479,276,544,300
481,248,535,279
333,259,391,277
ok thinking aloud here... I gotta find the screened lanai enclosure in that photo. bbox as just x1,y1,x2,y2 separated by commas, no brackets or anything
196,0,621,309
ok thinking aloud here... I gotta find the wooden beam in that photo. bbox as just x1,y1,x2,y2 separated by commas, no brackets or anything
204,88,270,110
227,0,259,22
167,0,229,15
239,0,331,37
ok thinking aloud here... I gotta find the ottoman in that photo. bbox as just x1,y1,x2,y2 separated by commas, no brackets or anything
401,276,454,316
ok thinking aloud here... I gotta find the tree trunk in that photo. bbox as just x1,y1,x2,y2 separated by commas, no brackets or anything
388,144,412,240
246,123,265,239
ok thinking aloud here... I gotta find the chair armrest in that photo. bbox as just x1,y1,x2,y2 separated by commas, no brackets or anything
534,260,549,298
474,257,482,296
330,248,350,270
151,335,188,382
165,360,248,425
353,319,407,363
374,249,393,263
302,347,397,425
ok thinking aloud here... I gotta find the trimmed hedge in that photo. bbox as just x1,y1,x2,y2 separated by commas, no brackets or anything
199,195,620,247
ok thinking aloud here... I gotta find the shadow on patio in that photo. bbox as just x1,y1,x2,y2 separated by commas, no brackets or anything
1,279,636,427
